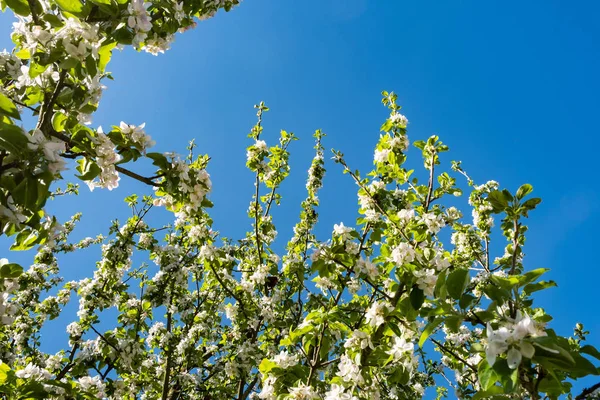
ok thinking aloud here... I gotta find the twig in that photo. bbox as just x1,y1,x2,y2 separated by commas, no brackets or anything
425,158,435,212
431,338,477,373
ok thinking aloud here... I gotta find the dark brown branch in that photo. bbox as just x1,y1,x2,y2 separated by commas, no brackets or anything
431,338,477,373
576,382,600,400
115,165,159,186
56,342,80,380
26,0,40,24
37,70,66,132
161,301,174,400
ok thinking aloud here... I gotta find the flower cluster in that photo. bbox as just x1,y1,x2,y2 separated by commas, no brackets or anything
485,311,546,369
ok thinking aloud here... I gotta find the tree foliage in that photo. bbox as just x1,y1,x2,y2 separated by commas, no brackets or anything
0,1,599,399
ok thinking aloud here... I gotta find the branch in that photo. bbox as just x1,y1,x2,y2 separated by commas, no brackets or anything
49,129,160,187
56,342,80,380
430,338,477,373
425,158,435,212
115,165,159,186
161,308,173,400
37,70,67,132
509,218,520,275
26,0,40,24
576,382,600,400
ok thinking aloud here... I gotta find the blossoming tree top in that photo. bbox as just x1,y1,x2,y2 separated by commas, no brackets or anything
0,0,599,399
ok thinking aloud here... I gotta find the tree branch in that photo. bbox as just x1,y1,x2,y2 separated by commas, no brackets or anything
431,338,477,373
425,157,435,212
575,382,600,400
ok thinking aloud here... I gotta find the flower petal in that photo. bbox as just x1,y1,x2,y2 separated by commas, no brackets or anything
507,348,522,369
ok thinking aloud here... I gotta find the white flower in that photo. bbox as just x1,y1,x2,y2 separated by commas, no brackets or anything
420,212,445,234
63,38,89,60
390,135,409,151
272,350,299,369
390,242,415,265
390,112,408,128
333,222,353,241
120,121,155,150
78,375,106,397
344,330,374,350
254,140,267,152
413,268,437,297
432,254,450,271
486,323,510,366
397,208,414,224
288,384,319,399
27,129,67,174
15,363,51,380
258,376,277,400
365,301,387,328
356,257,379,280
374,148,390,163
337,354,363,384
86,126,122,191
325,384,358,400
128,0,152,32
387,336,413,360
66,322,83,337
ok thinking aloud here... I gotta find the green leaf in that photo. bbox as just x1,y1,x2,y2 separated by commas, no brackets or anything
13,175,38,209
478,361,499,391
52,112,68,132
59,57,79,70
76,158,101,181
490,274,520,291
380,120,393,132
43,13,65,27
581,345,600,361
0,262,23,278
522,280,557,295
472,386,504,400
446,268,469,300
4,0,29,16
55,0,83,13
0,362,11,385
98,42,116,72
533,337,576,369
29,62,48,78
0,92,20,120
444,315,463,332
519,268,549,287
0,123,28,155
459,293,476,309
418,317,443,348
85,55,97,77
516,183,533,199
11,229,42,251
569,352,599,378
409,287,424,310
522,197,542,210
487,190,509,213
146,152,169,169
493,359,518,392
483,285,511,305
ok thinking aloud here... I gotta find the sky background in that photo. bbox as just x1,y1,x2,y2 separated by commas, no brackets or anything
1,0,600,397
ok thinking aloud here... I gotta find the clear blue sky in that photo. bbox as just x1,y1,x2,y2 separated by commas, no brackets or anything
1,0,599,396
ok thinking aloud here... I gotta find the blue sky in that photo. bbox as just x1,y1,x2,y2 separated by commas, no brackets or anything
1,0,600,396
